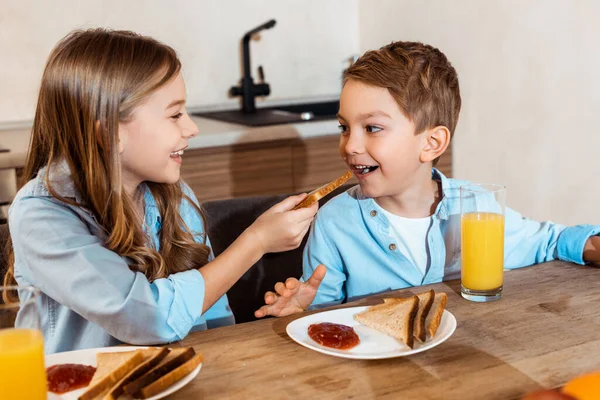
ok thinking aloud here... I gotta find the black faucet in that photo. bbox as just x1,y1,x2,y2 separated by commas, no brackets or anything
229,19,276,113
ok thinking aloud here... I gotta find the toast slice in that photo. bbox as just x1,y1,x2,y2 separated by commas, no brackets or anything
123,347,195,396
413,290,435,343
78,349,144,400
426,292,448,338
354,295,419,348
102,347,170,400
137,353,204,399
293,171,353,209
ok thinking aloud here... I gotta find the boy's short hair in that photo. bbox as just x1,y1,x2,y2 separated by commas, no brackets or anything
343,41,461,147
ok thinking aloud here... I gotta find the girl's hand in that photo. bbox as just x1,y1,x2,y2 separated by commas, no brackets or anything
254,265,327,318
247,193,318,255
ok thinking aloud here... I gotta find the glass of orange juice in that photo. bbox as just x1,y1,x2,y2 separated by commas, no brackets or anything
460,183,506,302
0,286,46,399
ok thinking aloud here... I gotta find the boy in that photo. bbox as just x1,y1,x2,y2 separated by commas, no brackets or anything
255,41,600,318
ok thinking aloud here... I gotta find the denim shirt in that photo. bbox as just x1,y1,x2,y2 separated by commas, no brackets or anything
10,163,234,354
303,169,600,306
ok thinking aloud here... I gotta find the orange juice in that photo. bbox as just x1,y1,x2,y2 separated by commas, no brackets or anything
0,328,47,399
461,212,504,291
563,370,600,399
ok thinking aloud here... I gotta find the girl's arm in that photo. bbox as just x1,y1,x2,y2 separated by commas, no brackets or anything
11,197,201,344
181,188,317,314
11,194,315,344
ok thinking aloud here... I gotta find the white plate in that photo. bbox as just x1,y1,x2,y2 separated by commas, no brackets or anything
286,306,456,360
45,346,202,400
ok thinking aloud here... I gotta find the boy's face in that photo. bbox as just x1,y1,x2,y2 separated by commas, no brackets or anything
338,80,427,199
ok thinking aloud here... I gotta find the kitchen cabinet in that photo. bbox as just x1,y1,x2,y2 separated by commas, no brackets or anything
181,135,452,203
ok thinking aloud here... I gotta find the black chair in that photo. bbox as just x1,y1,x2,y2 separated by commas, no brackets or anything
0,223,9,282
203,184,352,323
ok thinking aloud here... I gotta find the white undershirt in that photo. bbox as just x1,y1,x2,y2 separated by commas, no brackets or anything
375,203,432,276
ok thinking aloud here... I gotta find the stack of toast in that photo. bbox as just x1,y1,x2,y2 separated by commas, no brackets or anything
354,289,448,349
78,346,203,400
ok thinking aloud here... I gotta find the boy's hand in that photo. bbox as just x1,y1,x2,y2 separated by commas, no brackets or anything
583,236,600,266
254,265,327,318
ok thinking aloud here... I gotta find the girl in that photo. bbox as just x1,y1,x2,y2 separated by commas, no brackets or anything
3,28,317,354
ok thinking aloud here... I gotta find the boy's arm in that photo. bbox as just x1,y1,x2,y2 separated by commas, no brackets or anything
583,236,600,265
504,206,600,268
302,212,347,307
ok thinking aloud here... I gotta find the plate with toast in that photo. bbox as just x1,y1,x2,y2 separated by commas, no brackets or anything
46,345,202,399
286,290,456,359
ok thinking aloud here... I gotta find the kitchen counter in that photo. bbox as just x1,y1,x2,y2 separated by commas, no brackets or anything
0,116,340,170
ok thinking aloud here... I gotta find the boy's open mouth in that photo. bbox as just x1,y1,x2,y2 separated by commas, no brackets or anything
351,164,380,175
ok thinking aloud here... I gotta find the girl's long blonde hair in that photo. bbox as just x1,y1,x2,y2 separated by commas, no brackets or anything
3,28,211,293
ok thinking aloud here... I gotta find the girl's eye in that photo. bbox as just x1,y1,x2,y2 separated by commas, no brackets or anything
171,112,183,120
365,125,382,134
338,124,349,135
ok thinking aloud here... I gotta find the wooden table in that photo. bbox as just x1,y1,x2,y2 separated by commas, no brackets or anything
173,261,600,399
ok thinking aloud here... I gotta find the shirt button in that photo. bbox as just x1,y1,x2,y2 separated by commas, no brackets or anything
389,243,397,251
370,210,377,217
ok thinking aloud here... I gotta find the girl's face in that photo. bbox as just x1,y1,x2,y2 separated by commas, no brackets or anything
118,72,198,194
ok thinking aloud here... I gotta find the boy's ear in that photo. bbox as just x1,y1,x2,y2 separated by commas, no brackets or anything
420,126,450,163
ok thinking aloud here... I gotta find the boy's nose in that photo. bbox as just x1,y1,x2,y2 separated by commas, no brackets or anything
343,133,365,155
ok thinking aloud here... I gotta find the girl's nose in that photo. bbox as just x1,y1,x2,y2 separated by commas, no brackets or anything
183,114,199,138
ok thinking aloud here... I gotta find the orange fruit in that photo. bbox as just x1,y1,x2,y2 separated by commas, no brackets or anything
562,371,600,400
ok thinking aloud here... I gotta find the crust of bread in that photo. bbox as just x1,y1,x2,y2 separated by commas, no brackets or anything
102,347,170,400
413,290,435,343
293,171,353,209
137,354,204,399
122,347,195,396
427,292,448,338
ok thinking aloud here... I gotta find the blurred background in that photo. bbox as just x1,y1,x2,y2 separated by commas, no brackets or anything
1,0,598,225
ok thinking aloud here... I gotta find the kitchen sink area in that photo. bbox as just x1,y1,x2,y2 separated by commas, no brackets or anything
193,100,339,127
193,19,340,127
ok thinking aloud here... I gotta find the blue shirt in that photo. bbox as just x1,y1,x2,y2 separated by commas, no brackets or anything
303,169,600,306
10,162,234,354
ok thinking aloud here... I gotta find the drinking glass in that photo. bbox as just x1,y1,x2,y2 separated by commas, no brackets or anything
460,184,506,302
0,286,47,399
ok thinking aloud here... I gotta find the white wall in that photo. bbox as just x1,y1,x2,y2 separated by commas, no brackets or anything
359,0,600,225
3,0,598,225
0,0,358,124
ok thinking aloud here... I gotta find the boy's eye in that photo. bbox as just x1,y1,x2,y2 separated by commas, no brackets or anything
338,124,349,134
171,112,183,120
365,125,382,134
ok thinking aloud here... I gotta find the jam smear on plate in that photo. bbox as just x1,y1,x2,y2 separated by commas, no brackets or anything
308,322,360,350
46,363,97,394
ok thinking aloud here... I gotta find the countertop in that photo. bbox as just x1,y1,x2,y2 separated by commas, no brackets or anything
0,115,339,170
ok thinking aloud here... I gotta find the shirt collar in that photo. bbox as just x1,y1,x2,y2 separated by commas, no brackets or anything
36,159,83,203
353,168,452,221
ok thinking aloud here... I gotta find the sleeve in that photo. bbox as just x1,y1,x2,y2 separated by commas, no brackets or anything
504,206,600,268
180,183,212,253
179,183,234,326
9,196,205,345
302,212,347,307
